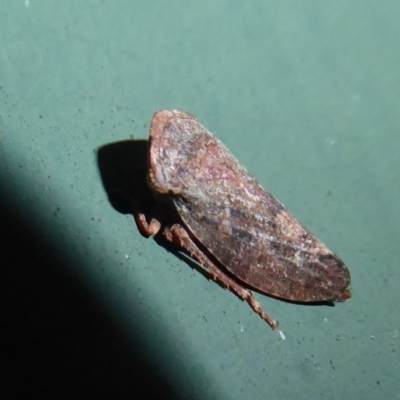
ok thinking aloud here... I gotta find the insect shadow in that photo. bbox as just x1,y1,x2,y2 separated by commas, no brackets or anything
96,140,334,309
96,139,217,278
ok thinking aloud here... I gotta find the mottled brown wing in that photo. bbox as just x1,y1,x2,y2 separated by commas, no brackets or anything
173,183,350,302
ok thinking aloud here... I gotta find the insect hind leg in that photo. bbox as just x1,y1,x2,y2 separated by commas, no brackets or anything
163,224,278,330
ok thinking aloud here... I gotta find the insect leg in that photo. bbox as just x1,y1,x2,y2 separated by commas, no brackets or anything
163,224,278,329
125,197,162,237
133,212,161,237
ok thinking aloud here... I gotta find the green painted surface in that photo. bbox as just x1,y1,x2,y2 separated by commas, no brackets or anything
1,1,399,398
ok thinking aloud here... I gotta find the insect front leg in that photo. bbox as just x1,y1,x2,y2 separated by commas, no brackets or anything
128,198,162,237
110,188,162,237
163,224,278,330
133,212,161,237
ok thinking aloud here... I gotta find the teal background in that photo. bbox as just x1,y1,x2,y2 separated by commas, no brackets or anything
1,1,399,399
